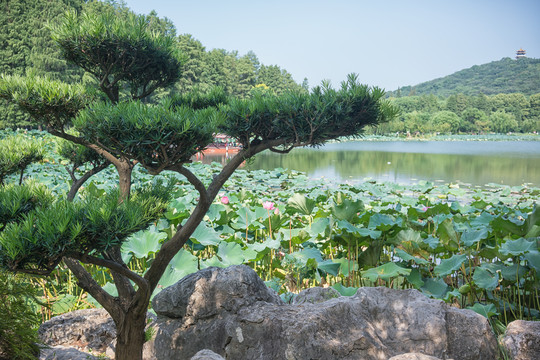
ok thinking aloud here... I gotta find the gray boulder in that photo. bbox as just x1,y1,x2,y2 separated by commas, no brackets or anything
38,308,156,360
39,345,101,360
190,349,226,360
38,309,115,354
150,265,498,360
292,286,341,304
502,320,540,360
388,353,444,360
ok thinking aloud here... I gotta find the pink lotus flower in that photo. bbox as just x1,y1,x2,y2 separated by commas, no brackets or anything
274,208,279,215
262,201,275,210
221,196,229,205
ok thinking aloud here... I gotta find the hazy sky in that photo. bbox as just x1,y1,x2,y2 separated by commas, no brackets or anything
123,0,540,91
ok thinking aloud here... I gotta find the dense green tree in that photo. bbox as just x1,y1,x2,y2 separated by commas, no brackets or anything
0,7,397,360
445,93,469,116
430,110,462,134
175,34,207,92
257,64,304,94
490,110,518,133
461,108,489,133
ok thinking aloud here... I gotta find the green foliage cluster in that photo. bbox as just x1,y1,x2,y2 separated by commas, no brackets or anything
0,184,172,275
372,92,540,134
221,75,398,147
0,74,94,128
0,181,52,230
75,101,221,172
52,9,183,101
391,57,540,97
0,270,41,360
0,134,44,184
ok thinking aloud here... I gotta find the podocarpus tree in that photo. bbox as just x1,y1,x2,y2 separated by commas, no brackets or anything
0,7,398,360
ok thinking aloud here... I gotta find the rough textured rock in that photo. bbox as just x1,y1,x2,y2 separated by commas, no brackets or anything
150,265,498,360
502,320,540,360
152,264,283,320
445,306,498,360
190,349,226,360
39,345,100,360
38,309,115,354
39,309,156,359
292,286,341,304
388,353,444,360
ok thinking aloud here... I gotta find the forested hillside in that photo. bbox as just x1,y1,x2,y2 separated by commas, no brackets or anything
366,92,540,135
0,0,305,128
390,57,540,97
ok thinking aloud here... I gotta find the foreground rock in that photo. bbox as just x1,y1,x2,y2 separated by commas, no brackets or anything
38,308,154,360
149,265,498,360
39,309,115,354
388,354,444,360
502,320,540,360
190,349,226,360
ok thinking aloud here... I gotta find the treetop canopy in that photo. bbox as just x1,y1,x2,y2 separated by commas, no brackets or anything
50,10,184,101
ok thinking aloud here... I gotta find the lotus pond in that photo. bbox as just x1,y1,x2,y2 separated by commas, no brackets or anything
2,131,540,334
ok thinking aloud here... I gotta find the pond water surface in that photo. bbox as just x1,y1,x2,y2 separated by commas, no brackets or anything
201,141,540,187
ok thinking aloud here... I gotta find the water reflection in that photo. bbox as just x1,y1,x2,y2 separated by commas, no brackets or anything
196,141,540,187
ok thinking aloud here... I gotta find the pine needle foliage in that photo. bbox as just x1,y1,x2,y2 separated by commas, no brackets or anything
167,86,229,110
0,74,93,129
0,183,172,275
0,270,41,360
74,101,222,173
50,10,184,101
0,181,52,230
0,134,45,184
220,74,399,148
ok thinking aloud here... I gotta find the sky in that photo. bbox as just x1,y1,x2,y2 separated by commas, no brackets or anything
123,0,540,91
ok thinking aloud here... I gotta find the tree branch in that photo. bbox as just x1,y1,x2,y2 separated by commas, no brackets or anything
144,138,285,291
69,252,147,293
63,257,121,319
174,165,209,204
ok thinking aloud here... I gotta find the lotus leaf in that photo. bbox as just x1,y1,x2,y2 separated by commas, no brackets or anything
362,262,411,282
421,278,449,298
473,266,499,291
461,228,489,247
287,193,316,216
187,222,221,246
468,303,498,318
434,254,467,276
395,248,429,265
122,225,166,259
499,238,536,256
331,283,358,296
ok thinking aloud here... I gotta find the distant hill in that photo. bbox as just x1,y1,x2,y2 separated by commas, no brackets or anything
389,57,540,97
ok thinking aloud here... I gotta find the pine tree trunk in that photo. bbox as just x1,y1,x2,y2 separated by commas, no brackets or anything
116,161,133,201
114,310,147,360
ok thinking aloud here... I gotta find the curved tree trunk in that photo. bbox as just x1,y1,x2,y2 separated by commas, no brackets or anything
114,310,147,360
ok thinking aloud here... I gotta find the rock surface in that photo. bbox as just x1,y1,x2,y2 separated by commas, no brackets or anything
38,308,115,354
38,308,156,360
39,345,100,360
149,265,498,360
190,349,226,360
292,286,341,304
502,320,540,360
388,353,444,360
